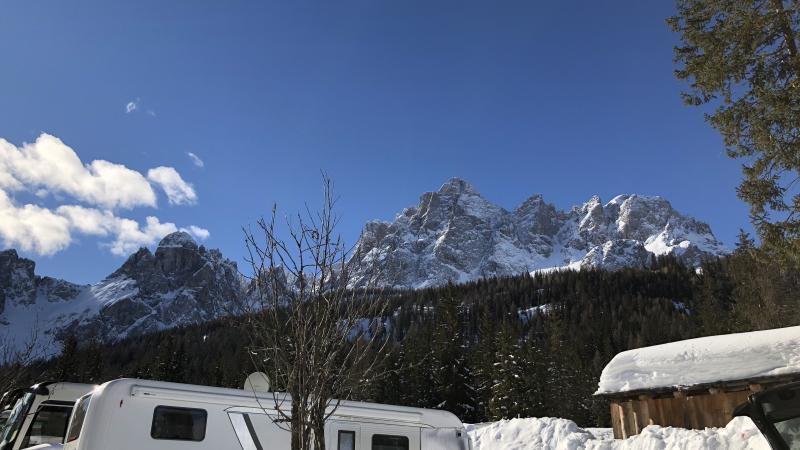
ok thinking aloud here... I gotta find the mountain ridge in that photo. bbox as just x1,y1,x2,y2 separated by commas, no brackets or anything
0,179,728,350
347,178,727,289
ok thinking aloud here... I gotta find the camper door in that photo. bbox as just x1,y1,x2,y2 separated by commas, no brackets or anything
227,407,291,450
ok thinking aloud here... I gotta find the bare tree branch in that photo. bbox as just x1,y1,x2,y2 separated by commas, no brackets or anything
242,175,392,450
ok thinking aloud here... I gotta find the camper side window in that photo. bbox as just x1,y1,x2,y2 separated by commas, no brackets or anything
151,406,207,441
371,434,409,450
338,430,355,450
66,395,91,443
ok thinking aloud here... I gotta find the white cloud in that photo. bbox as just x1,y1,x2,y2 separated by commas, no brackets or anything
147,166,198,205
182,225,210,241
0,133,209,257
109,216,180,256
0,134,157,209
56,205,175,255
56,205,117,236
126,100,138,113
55,204,209,256
125,98,156,117
0,191,72,255
186,152,204,168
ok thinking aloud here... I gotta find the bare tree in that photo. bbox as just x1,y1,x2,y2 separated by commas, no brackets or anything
0,327,41,397
242,176,391,450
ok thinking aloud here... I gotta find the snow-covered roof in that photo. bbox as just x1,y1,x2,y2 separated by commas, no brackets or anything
596,326,800,396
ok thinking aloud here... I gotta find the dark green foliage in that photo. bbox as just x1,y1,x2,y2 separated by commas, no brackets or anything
713,232,800,330
53,334,79,381
668,0,800,267
20,255,798,427
485,322,527,420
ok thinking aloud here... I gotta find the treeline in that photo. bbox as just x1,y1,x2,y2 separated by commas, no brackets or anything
21,238,799,427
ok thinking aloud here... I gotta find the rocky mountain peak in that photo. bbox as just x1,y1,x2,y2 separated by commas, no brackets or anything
155,232,201,276
438,177,479,196
0,232,244,352
0,249,35,282
111,247,154,279
348,180,728,289
0,249,36,313
513,194,560,237
157,231,198,250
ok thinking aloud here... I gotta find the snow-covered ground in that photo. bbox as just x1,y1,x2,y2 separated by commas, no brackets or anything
466,417,769,450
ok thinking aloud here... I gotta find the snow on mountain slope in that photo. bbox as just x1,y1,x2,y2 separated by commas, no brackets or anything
466,417,768,450
0,180,729,351
0,232,244,355
348,178,728,289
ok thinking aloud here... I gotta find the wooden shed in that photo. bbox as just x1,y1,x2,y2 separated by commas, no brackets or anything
594,325,800,439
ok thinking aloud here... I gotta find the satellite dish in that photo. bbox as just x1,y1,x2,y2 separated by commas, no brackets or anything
244,372,271,393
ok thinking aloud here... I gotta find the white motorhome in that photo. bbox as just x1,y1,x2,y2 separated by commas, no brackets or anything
0,382,95,450
63,378,471,450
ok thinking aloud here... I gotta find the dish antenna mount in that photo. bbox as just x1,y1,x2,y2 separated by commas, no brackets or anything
244,372,271,393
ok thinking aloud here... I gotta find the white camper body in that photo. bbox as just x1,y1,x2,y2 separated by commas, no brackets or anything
63,378,470,450
0,382,95,450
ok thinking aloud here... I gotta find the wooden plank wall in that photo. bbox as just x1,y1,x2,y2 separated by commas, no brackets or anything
609,390,753,439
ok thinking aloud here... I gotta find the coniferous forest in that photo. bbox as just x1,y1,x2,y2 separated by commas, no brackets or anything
20,236,800,427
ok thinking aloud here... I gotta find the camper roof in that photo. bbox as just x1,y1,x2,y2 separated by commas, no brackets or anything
29,382,95,399
94,378,462,429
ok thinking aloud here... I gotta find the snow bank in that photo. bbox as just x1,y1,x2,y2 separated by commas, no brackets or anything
466,417,769,450
596,325,800,394
466,417,595,450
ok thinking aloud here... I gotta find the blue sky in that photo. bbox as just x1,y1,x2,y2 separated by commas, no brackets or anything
0,1,749,284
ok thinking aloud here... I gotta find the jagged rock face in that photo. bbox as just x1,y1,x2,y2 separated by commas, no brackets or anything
0,232,244,352
0,250,36,314
348,178,728,289
0,250,83,316
72,232,243,340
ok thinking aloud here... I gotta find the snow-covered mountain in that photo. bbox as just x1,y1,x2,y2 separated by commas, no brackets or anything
0,179,728,349
348,178,727,289
0,232,243,354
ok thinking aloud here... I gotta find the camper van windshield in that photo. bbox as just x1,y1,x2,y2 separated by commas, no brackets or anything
0,392,34,450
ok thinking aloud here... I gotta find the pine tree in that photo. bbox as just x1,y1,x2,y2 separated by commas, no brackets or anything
396,324,437,409
727,230,800,330
471,304,499,421
520,334,549,418
694,258,734,335
543,310,591,422
669,0,800,266
486,322,526,420
81,339,104,383
431,289,476,421
366,346,403,405
54,334,79,380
